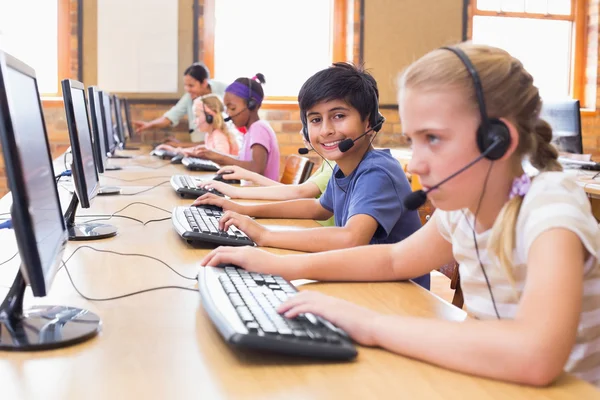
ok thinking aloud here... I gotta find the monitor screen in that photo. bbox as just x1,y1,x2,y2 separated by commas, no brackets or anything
540,99,583,155
0,54,67,296
112,95,126,143
88,86,108,172
100,91,118,153
63,80,99,208
123,98,134,140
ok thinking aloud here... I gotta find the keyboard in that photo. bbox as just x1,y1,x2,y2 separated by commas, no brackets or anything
199,265,358,360
150,149,178,159
182,157,220,172
172,206,254,246
170,174,225,199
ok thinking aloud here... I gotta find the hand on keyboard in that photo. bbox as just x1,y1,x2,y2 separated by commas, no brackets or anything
192,192,244,213
217,211,267,246
197,180,237,197
277,290,378,346
201,246,285,276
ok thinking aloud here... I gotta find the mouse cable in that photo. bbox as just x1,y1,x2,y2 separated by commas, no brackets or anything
101,175,173,182
119,181,169,196
76,201,171,225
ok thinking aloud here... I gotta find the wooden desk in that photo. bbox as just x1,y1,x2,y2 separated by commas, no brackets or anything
0,153,597,399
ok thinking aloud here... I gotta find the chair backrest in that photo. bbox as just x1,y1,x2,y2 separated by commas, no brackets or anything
299,160,315,184
280,155,312,185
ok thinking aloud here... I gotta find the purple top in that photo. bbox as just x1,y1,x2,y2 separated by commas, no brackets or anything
240,120,280,181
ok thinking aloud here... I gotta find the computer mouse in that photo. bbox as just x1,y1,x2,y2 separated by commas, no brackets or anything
213,172,241,184
170,154,184,164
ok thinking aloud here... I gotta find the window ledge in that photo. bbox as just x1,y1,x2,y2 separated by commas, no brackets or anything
581,108,598,117
41,97,64,107
261,100,299,110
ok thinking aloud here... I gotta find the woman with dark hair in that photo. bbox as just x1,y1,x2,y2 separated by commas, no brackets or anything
133,62,226,143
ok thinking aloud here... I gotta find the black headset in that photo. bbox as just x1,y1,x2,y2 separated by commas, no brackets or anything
300,86,385,143
246,78,258,111
202,101,214,124
441,46,511,160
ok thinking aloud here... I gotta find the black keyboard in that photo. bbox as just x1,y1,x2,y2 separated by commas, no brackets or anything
170,174,225,199
172,206,254,246
150,149,178,159
182,157,220,172
199,265,358,360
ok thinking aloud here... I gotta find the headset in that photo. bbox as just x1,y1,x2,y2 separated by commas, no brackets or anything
202,101,214,124
441,46,512,320
224,77,260,123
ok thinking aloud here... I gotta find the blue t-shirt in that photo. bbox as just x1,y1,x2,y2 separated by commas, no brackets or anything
319,149,430,289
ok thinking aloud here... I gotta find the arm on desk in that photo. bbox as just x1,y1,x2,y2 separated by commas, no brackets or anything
279,228,585,387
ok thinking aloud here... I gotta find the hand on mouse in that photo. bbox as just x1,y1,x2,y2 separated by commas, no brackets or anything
197,180,239,198
192,192,245,214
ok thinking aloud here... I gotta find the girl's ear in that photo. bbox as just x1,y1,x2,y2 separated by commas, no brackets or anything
497,117,520,160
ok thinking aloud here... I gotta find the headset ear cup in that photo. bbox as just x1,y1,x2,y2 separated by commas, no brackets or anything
247,98,257,111
477,119,511,160
205,113,214,124
373,113,385,132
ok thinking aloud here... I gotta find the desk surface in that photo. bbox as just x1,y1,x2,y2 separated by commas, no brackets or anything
0,149,597,399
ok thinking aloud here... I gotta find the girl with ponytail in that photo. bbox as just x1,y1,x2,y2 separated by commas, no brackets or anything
200,44,600,387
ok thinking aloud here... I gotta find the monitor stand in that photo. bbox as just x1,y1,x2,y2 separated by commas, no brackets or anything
109,154,132,159
0,270,101,350
64,193,117,241
104,165,122,171
97,186,121,196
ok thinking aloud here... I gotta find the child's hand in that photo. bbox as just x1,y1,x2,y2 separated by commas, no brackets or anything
277,291,381,346
197,180,237,197
192,193,241,213
133,120,151,133
216,165,254,182
155,144,179,153
200,246,283,275
188,146,217,160
218,211,268,246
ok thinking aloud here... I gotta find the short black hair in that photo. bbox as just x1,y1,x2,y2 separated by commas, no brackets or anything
298,62,379,126
184,63,210,83
234,73,266,99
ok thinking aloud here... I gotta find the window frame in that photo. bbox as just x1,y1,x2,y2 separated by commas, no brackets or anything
468,0,588,108
202,0,348,104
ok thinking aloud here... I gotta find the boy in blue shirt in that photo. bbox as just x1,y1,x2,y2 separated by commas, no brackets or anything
194,62,429,289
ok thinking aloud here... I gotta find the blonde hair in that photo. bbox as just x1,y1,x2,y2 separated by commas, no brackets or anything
194,94,239,154
400,43,562,288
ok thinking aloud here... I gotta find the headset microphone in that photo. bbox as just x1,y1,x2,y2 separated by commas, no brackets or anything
224,108,248,123
402,138,503,211
298,148,310,155
338,118,386,153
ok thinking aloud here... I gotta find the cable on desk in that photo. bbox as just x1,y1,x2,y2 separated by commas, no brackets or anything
0,251,18,267
129,162,172,170
101,175,173,182
119,181,169,196
77,201,171,225
77,214,145,225
143,217,171,225
61,245,196,281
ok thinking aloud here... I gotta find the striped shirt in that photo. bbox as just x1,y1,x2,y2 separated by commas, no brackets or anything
435,172,600,386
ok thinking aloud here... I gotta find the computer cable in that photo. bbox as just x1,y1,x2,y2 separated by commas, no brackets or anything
60,245,197,301
78,201,171,225
461,161,501,320
119,181,169,196
55,170,72,183
0,219,12,229
129,162,172,170
0,252,18,267
102,175,173,182
64,150,72,171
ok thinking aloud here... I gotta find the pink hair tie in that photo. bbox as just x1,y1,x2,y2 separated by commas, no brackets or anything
251,75,258,80
509,173,531,200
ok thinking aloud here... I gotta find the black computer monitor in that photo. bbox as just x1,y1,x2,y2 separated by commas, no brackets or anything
99,90,118,155
111,94,126,145
121,98,140,151
62,79,118,240
540,99,583,155
87,86,109,173
0,51,100,350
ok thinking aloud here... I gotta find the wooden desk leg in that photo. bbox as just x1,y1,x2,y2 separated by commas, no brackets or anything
589,196,600,222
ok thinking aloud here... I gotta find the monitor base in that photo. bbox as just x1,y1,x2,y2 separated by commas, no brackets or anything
0,305,101,351
104,165,122,171
68,223,118,241
110,154,132,159
97,186,121,195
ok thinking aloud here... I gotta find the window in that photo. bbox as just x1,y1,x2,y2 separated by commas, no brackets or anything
0,0,69,96
204,0,347,100
470,0,586,103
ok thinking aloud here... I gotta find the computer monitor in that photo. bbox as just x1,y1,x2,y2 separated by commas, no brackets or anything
539,99,583,155
87,86,109,173
120,98,140,151
88,86,122,171
0,51,101,350
111,94,126,146
99,90,118,155
61,79,118,240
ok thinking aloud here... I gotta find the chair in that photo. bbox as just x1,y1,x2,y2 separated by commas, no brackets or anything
410,171,464,309
280,155,314,185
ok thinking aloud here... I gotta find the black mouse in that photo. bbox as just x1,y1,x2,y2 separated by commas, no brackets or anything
194,203,223,212
213,172,241,184
170,154,184,164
